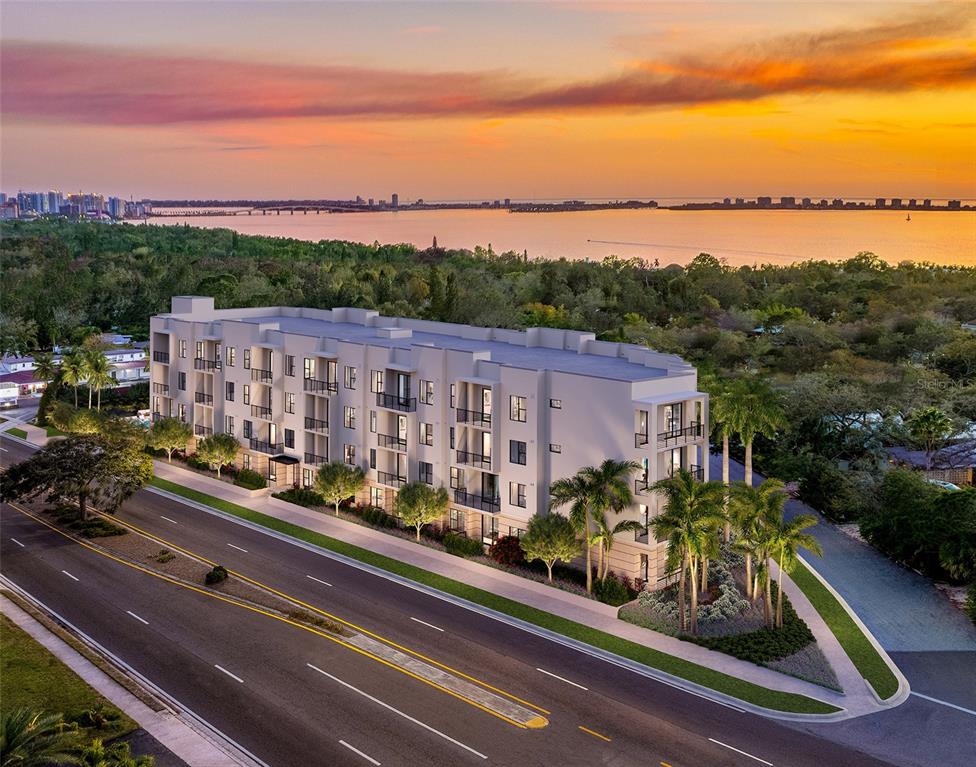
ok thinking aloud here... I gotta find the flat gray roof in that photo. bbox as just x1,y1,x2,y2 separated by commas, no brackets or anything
236,314,671,382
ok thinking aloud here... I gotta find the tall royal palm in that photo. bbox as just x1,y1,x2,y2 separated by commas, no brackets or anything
590,511,645,582
708,379,739,540
580,458,640,582
651,469,726,634
771,514,822,628
59,350,86,408
729,478,786,601
549,473,596,593
85,351,114,411
734,383,786,488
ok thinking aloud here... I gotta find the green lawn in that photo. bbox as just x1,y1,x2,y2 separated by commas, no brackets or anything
790,559,899,700
151,476,839,715
0,614,137,739
28,419,67,437
7,427,28,439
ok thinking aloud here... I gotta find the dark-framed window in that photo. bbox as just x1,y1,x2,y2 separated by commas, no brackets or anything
419,461,433,485
345,365,357,389
549,443,561,454
509,440,527,465
371,370,384,393
510,395,527,422
419,379,434,405
509,482,526,508
284,428,295,449
549,398,562,409
225,381,234,401
285,355,295,377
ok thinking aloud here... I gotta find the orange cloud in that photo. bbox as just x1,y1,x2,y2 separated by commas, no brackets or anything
3,4,973,126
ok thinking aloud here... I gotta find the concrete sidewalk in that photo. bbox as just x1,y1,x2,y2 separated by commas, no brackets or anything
152,459,897,719
1,592,253,767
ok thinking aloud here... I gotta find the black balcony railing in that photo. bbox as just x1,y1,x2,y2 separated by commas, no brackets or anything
249,438,283,455
194,391,213,405
251,368,273,383
304,378,338,394
376,392,416,412
377,470,407,488
456,450,492,470
635,432,649,447
194,424,213,437
453,489,501,514
304,416,329,432
251,404,272,419
152,382,170,395
377,433,407,451
193,358,221,372
456,408,492,428
658,422,705,448
153,351,170,364
666,464,705,482
635,477,649,494
304,452,328,466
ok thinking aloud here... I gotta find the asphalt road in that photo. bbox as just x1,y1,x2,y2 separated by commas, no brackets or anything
1,435,895,767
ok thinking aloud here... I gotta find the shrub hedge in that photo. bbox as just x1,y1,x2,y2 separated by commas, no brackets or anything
205,565,228,585
233,468,267,490
272,487,325,508
444,532,484,557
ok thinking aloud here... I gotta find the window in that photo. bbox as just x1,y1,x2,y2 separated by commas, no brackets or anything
344,365,357,389
419,462,433,485
303,468,314,488
369,410,377,433
369,448,377,470
177,371,186,391
449,384,456,408
482,515,499,542
449,508,465,532
243,384,250,405
215,346,221,362
284,428,295,449
419,379,434,405
285,355,295,377
225,415,234,435
344,444,356,465
450,467,464,490
449,427,455,449
243,349,251,369
419,422,434,447
195,341,203,359
226,346,235,367
509,526,526,539
178,403,186,422
242,453,251,470
549,443,562,454
344,406,356,429
549,398,562,409
285,392,295,414
509,440,527,465
243,420,254,440
225,381,234,402
509,482,526,508
179,339,187,358
370,487,384,507
303,357,315,379
371,370,384,393
510,395,527,422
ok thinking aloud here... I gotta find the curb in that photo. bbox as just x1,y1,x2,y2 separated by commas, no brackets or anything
149,484,856,722
797,555,911,708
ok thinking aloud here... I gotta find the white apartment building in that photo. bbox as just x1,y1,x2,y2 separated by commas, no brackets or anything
150,296,709,587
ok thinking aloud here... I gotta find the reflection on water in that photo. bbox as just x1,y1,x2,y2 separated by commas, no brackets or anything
153,207,976,266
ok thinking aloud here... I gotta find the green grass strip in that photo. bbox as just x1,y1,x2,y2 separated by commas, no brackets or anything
150,476,839,714
7,427,28,439
790,559,898,700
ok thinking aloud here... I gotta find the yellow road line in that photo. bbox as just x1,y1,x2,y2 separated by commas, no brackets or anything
578,725,611,742
661,762,674,767
8,503,541,730
105,509,551,715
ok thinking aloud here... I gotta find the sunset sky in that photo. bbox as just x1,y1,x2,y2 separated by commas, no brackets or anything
2,1,974,200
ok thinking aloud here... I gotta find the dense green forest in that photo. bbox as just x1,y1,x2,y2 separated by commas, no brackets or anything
2,218,975,586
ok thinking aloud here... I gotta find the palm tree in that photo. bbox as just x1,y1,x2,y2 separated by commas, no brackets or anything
85,351,113,411
0,708,79,767
59,350,86,408
77,738,154,767
729,479,786,601
549,473,596,593
590,511,645,581
735,384,786,488
907,406,954,470
32,351,58,386
651,469,726,634
771,514,822,628
709,380,739,541
580,459,640,582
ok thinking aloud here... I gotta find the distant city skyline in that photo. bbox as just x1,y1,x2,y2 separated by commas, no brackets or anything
2,1,974,200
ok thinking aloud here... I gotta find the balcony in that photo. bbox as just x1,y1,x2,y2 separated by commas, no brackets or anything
304,378,338,394
657,422,705,449
152,351,170,364
635,432,649,448
635,477,649,495
376,392,416,412
152,382,170,396
249,438,283,455
193,358,221,372
665,464,706,482
453,489,501,514
376,470,407,489
251,368,273,384
304,452,328,467
251,404,273,419
304,416,329,433
194,391,213,406
194,424,213,437
456,450,492,470
377,433,407,451
456,408,492,428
